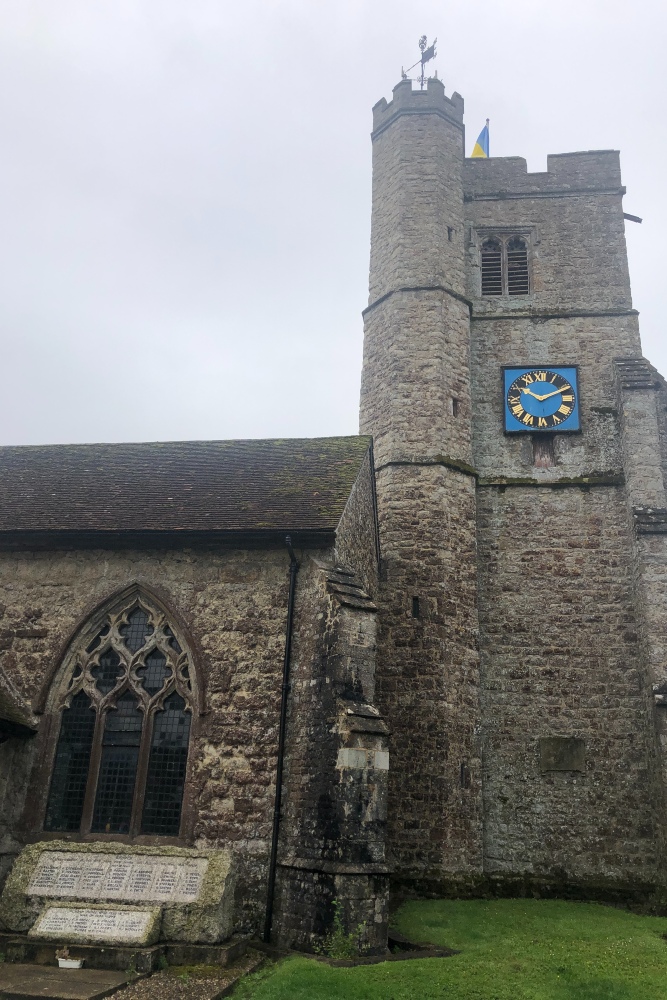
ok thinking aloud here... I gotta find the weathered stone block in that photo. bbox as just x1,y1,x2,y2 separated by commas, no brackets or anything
539,737,586,773
0,841,235,944
28,903,161,946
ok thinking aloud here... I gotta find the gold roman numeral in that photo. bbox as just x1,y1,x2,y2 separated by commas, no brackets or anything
561,394,574,402
521,413,534,425
558,404,570,415
552,415,562,425
511,404,524,416
535,371,547,381
522,373,535,385
538,417,548,427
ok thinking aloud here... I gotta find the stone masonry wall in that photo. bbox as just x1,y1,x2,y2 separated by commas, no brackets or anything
471,314,638,482
373,463,482,882
465,152,632,315
0,541,329,934
274,464,388,953
0,736,36,890
477,485,661,888
466,148,665,888
361,79,483,887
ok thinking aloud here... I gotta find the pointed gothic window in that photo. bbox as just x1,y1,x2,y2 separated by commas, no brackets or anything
45,596,194,838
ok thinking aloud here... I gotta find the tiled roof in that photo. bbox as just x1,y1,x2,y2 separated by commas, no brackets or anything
0,437,371,535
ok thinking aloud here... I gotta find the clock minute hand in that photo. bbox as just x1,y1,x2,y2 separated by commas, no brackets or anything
535,385,571,402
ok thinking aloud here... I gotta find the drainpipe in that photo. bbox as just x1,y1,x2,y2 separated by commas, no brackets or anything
263,535,299,943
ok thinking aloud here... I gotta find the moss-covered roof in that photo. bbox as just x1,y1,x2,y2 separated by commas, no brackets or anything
0,437,372,535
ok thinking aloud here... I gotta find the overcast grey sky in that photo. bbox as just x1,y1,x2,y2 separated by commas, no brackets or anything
0,0,664,446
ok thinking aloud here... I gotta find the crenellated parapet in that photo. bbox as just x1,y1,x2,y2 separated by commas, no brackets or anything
464,150,624,199
371,77,463,138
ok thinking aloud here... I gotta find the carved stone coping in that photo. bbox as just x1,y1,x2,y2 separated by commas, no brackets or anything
325,569,377,612
614,357,661,391
278,857,391,875
633,507,667,534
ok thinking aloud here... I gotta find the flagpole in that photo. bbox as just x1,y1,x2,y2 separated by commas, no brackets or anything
486,118,490,157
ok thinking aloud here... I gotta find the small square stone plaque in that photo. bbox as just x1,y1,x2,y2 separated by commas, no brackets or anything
539,736,585,772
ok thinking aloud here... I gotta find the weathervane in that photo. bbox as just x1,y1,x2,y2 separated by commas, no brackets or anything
401,36,437,90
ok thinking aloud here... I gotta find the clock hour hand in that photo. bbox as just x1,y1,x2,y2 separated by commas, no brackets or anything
520,387,542,400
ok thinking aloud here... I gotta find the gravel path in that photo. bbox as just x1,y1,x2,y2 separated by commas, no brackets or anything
109,951,264,1000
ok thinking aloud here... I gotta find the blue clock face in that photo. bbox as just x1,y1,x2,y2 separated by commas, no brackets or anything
503,366,580,433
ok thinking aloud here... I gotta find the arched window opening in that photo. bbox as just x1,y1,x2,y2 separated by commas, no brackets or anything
45,691,95,832
481,239,503,296
92,692,143,835
45,597,194,839
480,234,531,297
142,693,192,836
507,237,529,295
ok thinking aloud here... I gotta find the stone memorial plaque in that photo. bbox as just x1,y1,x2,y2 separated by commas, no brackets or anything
29,906,155,944
28,852,208,904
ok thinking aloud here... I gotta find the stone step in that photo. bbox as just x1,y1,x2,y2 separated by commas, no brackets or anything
0,935,247,974
0,962,133,1000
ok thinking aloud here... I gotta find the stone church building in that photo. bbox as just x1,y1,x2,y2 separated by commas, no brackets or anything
0,76,666,959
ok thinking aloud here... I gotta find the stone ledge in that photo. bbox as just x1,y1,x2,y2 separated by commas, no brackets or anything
375,456,477,478
277,857,391,875
473,308,637,322
633,507,667,533
478,472,624,488
464,186,626,202
362,284,472,318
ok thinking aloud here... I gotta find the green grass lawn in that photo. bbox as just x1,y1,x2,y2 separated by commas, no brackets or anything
234,899,667,1000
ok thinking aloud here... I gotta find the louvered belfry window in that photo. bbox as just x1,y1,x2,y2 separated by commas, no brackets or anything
506,237,529,295
481,238,503,295
45,601,194,838
480,234,530,297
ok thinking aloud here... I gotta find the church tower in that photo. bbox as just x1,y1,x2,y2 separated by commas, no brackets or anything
363,72,667,900
360,78,483,886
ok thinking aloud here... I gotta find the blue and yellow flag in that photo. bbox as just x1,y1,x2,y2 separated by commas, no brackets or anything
471,119,489,158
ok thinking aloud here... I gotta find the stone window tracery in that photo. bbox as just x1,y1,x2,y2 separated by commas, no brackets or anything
480,234,530,297
45,598,194,838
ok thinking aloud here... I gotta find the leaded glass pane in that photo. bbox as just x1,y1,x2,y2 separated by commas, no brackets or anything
141,693,191,836
45,691,96,832
91,692,143,834
92,649,123,694
120,608,154,653
137,650,170,695
86,624,110,654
